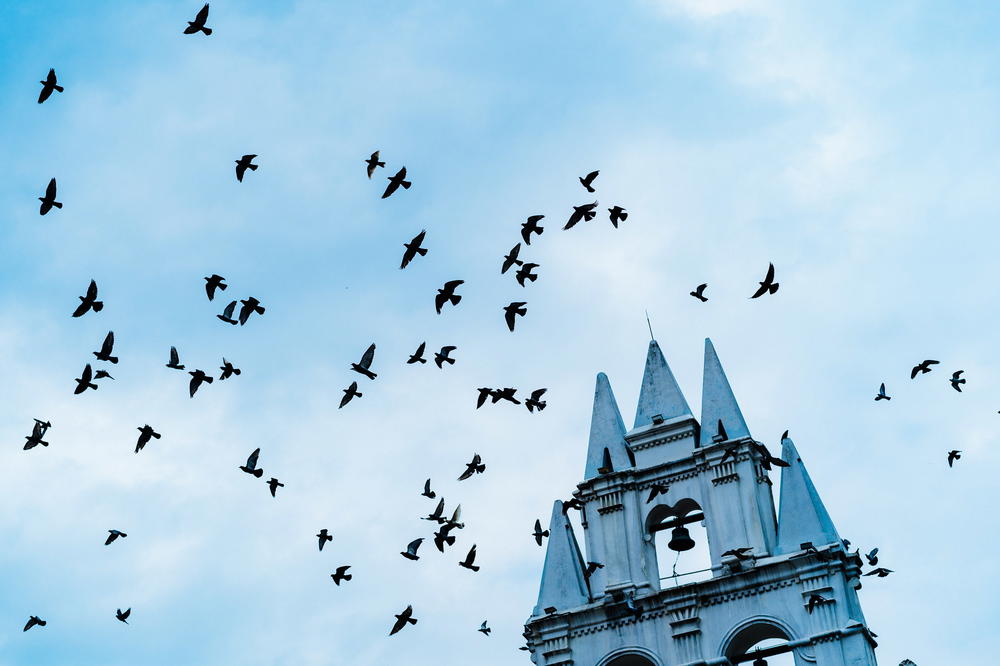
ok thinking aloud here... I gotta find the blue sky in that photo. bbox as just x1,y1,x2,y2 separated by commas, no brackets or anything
2,0,999,664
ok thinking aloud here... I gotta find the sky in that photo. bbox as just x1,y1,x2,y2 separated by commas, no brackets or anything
2,0,999,664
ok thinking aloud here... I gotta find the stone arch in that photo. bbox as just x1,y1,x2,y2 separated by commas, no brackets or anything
719,615,814,664
645,497,712,586
597,646,663,666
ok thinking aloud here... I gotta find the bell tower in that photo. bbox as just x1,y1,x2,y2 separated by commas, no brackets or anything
523,339,878,666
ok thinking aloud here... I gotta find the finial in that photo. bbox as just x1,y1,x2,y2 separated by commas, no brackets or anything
645,310,654,341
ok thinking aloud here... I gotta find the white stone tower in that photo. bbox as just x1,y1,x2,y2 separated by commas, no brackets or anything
523,339,878,666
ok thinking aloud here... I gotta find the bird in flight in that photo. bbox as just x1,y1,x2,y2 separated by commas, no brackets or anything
875,383,890,401
501,244,524,274
690,284,708,302
339,381,362,408
459,545,480,572
389,605,417,636
434,345,456,368
351,344,377,380
525,388,547,413
240,448,263,478
93,331,118,364
948,450,962,467
401,538,424,561
750,263,779,298
267,478,284,497
493,387,520,405
238,297,265,325
865,548,879,566
864,567,893,578
722,547,755,561
135,425,161,453
646,483,670,504
584,561,604,579
421,479,435,499
188,369,213,397
74,364,98,394
400,230,428,269
910,359,939,378
752,439,789,470
217,300,238,325
503,302,527,331
166,346,185,370
608,205,628,228
423,498,446,524
478,620,491,636
38,178,62,215
204,274,227,300
476,388,496,409
515,263,539,287
37,69,64,104
407,342,427,364
316,529,333,551
105,529,127,545
330,566,352,585
458,453,485,481
23,616,46,632
532,519,549,546
579,170,599,192
184,3,212,35
219,358,241,380
382,167,411,199
116,608,130,624
521,215,544,245
950,370,966,392
365,150,385,178
234,155,258,182
435,280,464,314
564,201,598,230
24,420,50,451
433,524,457,552
94,369,114,381
72,280,103,317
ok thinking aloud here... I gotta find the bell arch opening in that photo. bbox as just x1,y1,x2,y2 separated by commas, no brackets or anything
646,498,712,586
724,620,798,665
600,651,659,666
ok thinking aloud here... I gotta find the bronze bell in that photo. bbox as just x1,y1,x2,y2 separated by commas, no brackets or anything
667,525,695,552
752,657,767,666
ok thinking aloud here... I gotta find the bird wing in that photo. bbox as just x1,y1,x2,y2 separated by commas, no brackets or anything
505,308,516,330
196,3,210,22
444,280,464,291
408,538,423,554
765,263,775,283
46,68,57,84
910,365,919,379
247,448,260,468
81,363,93,382
441,345,456,354
414,342,425,356
121,608,130,620
102,331,114,354
46,178,57,199
169,346,180,364
86,279,98,299
531,388,547,399
879,382,886,394
413,229,426,245
222,300,236,318
359,344,375,369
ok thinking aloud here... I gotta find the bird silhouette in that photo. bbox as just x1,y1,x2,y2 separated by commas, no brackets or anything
750,263,779,298
188,369,213,397
459,545,480,571
317,529,333,551
579,170,599,192
37,69,63,104
493,387,520,405
382,167,411,198
94,369,114,381
204,274,227,300
238,297,265,325
434,345,456,368
330,566,352,585
401,538,424,561
389,605,417,635
521,215,545,244
458,453,485,481
405,342,428,365
74,364,98,394
23,616,46,632
267,478,284,497
135,425,161,453
806,594,827,614
184,3,212,35
478,620,491,636
72,280,103,317
515,263,539,287
910,359,939,378
234,155,258,182
646,483,670,504
722,547,755,561
351,344,377,379
608,205,628,228
93,331,118,364
584,561,604,579
564,201,598,229
948,450,962,467
423,498,446,524
875,383,891,401
421,479,436,499
219,358,241,380
525,388,547,412
23,420,50,451
562,498,584,513
503,302,527,331
400,230,428,269
105,529,127,546
446,504,464,530
166,346,185,370
690,284,708,302
501,244,524,274
339,381,362,408
240,448,264,477
476,388,495,409
116,608,130,624
38,178,62,215
532,519,549,546
217,300,238,325
433,524,457,552
435,280,464,314
950,370,966,392
753,440,789,470
365,150,385,178
865,548,879,566
864,567,893,578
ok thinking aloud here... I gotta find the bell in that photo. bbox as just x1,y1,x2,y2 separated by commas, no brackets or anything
752,658,768,666
667,525,695,552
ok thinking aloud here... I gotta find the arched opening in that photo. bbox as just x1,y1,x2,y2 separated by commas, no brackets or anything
724,621,798,665
647,499,712,586
604,653,657,666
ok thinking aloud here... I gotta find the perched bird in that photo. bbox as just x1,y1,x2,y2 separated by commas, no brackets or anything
579,170,599,192
389,605,417,636
434,345,456,368
864,568,893,578
94,369,114,381
433,524,457,552
330,566,352,585
72,280,103,317
503,302,527,332
910,359,939,379
458,453,486,481
435,280,464,314
646,483,670,504
948,450,962,467
401,538,424,561
423,498,446,524
188,369,213,397
267,478,284,497
875,383,891,401
515,263,539,287
865,548,879,566
532,519,549,546
38,178,62,215
23,420,50,451
806,594,827,614
564,201,598,230
719,445,739,466
238,297,265,325
365,150,385,178
116,608,130,624
493,387,520,405
950,370,966,392
750,263,779,298
219,358,241,380
184,3,212,35
240,448,263,478
521,215,545,244
204,274,227,301
459,545,480,572
135,425,161,453
166,346,185,370
478,620,491,636
105,529,127,545
339,381,362,408
316,529,333,551
562,498,584,513
37,69,63,104
584,561,604,579
690,284,708,302
217,300,238,325
525,388,547,413
351,344,377,379
382,167,411,199
608,205,628,228
501,243,524,274
400,230,428,269
407,342,427,364
234,155,258,182
23,616,46,632
476,387,495,408
93,331,118,364
74,364,98,394
421,479,436,499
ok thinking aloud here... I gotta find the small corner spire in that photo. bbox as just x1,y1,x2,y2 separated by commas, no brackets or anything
698,338,750,447
533,500,590,616
776,433,840,554
584,373,631,479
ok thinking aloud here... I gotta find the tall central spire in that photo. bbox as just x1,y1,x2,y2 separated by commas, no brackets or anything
633,339,693,429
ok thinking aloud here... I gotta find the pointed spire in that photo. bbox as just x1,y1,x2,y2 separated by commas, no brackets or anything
698,338,750,447
776,434,840,553
633,340,693,429
534,500,590,615
584,373,631,479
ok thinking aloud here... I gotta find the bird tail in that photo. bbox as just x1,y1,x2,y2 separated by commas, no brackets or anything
417,247,427,256
445,358,455,365
253,468,263,478
769,283,779,294
446,536,455,546
408,617,418,625
249,164,258,171
51,201,63,209
92,301,104,312
449,294,461,306
401,180,411,189
471,565,480,572
54,85,64,93
542,530,550,537
202,27,213,35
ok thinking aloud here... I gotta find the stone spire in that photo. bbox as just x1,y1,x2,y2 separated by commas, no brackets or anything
633,339,693,429
533,500,590,616
584,373,631,479
698,338,751,447
776,434,840,554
